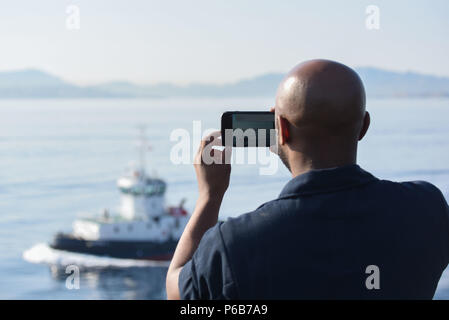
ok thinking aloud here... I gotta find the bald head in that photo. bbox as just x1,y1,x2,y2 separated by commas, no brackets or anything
274,59,369,175
276,59,366,133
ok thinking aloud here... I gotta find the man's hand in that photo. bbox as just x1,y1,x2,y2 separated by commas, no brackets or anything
194,131,232,200
166,131,231,300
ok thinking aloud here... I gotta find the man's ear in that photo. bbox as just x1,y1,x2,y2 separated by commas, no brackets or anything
358,111,370,141
278,116,290,145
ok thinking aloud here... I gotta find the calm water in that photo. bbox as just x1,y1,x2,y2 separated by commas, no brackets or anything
1,98,449,299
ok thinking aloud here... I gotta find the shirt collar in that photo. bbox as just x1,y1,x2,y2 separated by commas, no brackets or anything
279,164,378,198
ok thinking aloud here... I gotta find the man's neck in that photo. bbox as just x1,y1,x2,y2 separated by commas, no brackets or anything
288,154,357,178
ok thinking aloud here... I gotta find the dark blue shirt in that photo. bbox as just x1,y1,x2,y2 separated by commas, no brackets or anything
179,165,449,299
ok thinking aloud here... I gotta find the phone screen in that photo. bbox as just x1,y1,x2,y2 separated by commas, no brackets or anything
232,113,274,131
222,111,275,147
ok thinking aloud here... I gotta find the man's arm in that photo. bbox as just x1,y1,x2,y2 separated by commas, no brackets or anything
166,132,231,300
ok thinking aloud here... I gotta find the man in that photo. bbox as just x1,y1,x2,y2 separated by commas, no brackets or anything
166,59,449,299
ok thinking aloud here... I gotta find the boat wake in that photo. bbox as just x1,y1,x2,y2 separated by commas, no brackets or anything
23,243,171,268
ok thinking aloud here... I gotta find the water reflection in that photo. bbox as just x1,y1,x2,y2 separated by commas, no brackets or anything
50,265,168,299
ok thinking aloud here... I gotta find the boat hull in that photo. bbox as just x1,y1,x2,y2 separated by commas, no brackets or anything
50,233,178,261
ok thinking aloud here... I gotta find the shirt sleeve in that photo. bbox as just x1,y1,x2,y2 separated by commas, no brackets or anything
178,222,238,300
418,181,449,266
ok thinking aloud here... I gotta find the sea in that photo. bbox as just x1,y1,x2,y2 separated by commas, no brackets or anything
1,97,449,299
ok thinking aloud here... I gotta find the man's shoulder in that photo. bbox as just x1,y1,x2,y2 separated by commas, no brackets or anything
358,178,449,231
401,180,445,196
222,198,285,226
219,179,448,239
376,178,446,202
218,199,289,247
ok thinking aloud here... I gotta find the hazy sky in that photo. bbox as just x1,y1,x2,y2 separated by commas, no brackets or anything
0,0,448,85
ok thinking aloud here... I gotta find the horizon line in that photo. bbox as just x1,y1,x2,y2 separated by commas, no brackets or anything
1,65,449,88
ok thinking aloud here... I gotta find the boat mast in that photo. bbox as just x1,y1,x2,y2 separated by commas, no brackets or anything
138,125,150,177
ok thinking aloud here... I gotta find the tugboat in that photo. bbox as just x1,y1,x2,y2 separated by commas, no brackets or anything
50,128,189,261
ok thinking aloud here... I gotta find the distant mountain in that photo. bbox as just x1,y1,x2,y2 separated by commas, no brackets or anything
356,67,449,98
0,68,448,99
91,73,285,98
0,69,126,98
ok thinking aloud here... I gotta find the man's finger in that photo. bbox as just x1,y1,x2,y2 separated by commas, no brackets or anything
195,131,219,162
201,131,221,147
202,141,224,165
223,146,232,165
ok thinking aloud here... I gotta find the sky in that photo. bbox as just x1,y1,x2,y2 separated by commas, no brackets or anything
0,0,448,85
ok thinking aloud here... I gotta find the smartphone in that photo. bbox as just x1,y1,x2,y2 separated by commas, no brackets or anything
221,111,275,147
